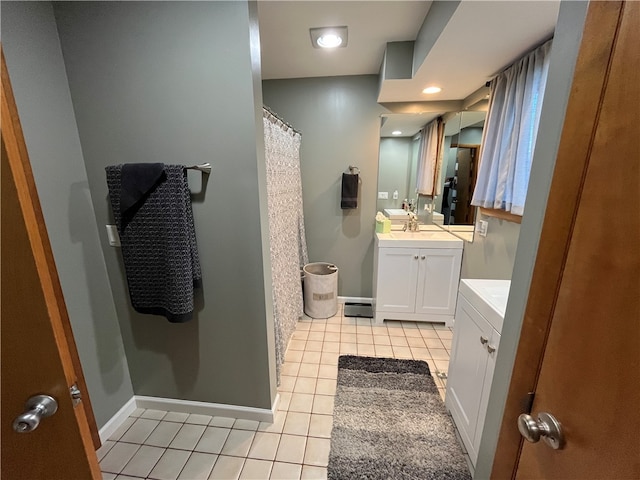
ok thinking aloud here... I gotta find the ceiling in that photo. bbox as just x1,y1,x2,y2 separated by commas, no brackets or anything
258,1,560,105
258,1,432,81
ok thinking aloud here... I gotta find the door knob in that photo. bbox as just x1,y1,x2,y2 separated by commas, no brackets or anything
517,412,565,450
12,395,58,433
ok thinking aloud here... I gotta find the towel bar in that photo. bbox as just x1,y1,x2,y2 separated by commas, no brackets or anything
185,163,211,174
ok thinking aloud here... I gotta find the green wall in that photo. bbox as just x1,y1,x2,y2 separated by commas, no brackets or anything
1,1,134,428
54,1,276,409
263,76,388,298
461,217,520,280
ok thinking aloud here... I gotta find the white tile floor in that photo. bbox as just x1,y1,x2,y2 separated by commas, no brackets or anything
99,304,453,479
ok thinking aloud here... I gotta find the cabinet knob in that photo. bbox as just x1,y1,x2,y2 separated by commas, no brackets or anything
487,345,496,354
421,255,426,260
480,336,489,345
414,255,419,259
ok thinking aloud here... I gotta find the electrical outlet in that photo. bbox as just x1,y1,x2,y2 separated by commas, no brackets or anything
478,220,489,237
378,191,389,199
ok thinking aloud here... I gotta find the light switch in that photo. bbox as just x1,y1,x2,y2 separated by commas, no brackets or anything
378,192,389,199
478,220,489,237
106,225,121,246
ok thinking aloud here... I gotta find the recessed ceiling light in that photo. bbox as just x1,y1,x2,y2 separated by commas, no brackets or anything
422,86,442,94
310,26,348,49
392,130,402,136
318,34,342,48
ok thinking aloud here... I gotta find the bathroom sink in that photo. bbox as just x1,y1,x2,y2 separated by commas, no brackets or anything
376,229,463,248
458,279,511,331
383,208,411,221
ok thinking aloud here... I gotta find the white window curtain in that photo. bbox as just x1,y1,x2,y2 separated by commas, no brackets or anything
416,117,444,196
471,39,552,215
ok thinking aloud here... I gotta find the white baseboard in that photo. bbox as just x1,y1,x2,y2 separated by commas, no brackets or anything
271,392,281,415
98,394,280,446
338,296,373,304
135,395,278,423
98,396,136,443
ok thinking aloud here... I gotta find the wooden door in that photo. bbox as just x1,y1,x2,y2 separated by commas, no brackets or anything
453,146,477,225
492,2,640,478
1,50,101,479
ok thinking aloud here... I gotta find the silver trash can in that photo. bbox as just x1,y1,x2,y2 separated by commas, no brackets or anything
303,262,338,318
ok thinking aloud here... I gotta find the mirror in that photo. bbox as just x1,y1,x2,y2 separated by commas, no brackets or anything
376,109,487,241
436,111,486,224
377,112,440,226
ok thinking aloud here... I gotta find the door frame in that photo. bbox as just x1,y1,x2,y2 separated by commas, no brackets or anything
489,2,626,477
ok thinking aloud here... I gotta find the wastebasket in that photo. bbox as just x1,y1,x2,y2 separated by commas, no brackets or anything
303,262,338,318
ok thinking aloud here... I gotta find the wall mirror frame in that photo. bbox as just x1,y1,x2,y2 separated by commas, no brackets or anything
377,105,487,242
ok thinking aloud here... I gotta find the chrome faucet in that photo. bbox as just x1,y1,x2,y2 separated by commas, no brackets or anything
403,212,420,232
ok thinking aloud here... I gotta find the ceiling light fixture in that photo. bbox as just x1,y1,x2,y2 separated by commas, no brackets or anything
392,130,402,136
318,34,342,48
310,26,348,49
422,86,442,94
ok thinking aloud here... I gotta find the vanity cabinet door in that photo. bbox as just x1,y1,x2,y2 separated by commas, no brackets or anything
446,294,494,464
415,248,462,316
376,247,419,313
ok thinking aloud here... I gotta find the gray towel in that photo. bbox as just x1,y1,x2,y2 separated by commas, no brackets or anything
340,173,358,209
106,163,202,323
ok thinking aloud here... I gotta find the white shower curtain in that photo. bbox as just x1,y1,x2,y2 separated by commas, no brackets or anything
263,110,308,382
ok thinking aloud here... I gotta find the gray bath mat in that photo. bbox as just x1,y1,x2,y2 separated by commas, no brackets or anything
328,355,471,479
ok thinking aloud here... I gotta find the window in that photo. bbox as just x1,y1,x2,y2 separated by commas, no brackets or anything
471,40,552,216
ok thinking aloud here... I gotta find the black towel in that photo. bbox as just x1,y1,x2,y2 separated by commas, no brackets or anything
120,163,165,216
341,173,358,209
106,164,202,323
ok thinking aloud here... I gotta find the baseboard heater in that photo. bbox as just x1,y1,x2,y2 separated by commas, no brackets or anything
344,302,373,318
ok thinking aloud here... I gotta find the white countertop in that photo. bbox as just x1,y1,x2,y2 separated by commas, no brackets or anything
459,279,511,332
376,230,464,249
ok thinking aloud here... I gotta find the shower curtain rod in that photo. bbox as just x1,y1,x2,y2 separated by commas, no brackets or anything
263,105,301,136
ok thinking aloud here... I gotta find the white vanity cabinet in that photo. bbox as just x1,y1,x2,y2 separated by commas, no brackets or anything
446,279,510,467
373,231,463,325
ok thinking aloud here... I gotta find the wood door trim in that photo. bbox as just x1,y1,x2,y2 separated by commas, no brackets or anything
454,143,480,149
490,2,625,478
478,207,522,224
1,47,101,452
